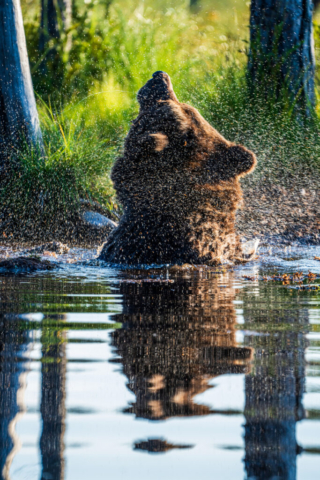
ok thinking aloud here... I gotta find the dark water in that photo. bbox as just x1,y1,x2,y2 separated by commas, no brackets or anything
0,245,320,479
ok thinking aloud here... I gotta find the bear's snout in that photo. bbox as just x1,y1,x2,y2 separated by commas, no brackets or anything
152,70,168,79
137,71,178,109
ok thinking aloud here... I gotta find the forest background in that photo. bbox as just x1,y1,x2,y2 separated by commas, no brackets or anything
4,0,320,235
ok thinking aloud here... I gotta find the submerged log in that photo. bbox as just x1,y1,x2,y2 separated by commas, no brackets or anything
0,257,56,274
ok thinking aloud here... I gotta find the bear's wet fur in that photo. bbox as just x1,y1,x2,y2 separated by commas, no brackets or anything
99,71,257,265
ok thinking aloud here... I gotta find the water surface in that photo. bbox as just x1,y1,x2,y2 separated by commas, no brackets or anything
0,245,320,480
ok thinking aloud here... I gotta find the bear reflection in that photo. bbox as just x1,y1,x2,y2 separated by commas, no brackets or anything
111,272,252,420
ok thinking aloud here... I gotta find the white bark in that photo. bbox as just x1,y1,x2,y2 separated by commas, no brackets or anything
0,0,43,164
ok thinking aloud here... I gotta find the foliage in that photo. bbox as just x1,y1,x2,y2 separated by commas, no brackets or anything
24,2,113,99
0,103,117,233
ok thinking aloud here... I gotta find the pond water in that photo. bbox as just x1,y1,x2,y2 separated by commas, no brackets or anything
1,245,320,480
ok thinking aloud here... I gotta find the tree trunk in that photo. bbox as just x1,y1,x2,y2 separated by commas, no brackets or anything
40,321,66,480
248,0,315,116
244,315,308,479
39,0,72,53
243,293,309,480
0,319,30,479
190,0,201,12
0,0,43,169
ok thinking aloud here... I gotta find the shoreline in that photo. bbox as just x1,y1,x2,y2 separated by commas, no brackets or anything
1,178,319,249
236,179,320,246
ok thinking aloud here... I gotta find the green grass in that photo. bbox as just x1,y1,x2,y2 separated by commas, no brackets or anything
3,1,320,236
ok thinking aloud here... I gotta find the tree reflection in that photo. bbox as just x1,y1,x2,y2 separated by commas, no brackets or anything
242,285,309,480
0,316,30,480
40,315,67,480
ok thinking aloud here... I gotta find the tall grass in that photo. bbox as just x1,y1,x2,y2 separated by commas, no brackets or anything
0,100,119,233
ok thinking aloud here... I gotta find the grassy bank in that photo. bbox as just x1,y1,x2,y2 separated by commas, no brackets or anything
2,1,320,240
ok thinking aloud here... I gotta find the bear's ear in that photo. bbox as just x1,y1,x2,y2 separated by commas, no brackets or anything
149,133,169,152
227,145,257,177
207,144,256,181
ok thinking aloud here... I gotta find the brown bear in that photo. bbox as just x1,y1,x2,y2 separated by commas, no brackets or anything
99,71,257,265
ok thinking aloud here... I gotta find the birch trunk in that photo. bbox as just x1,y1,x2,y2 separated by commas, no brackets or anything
248,0,315,115
0,0,44,168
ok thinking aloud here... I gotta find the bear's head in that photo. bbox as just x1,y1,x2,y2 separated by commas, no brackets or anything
113,72,257,208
